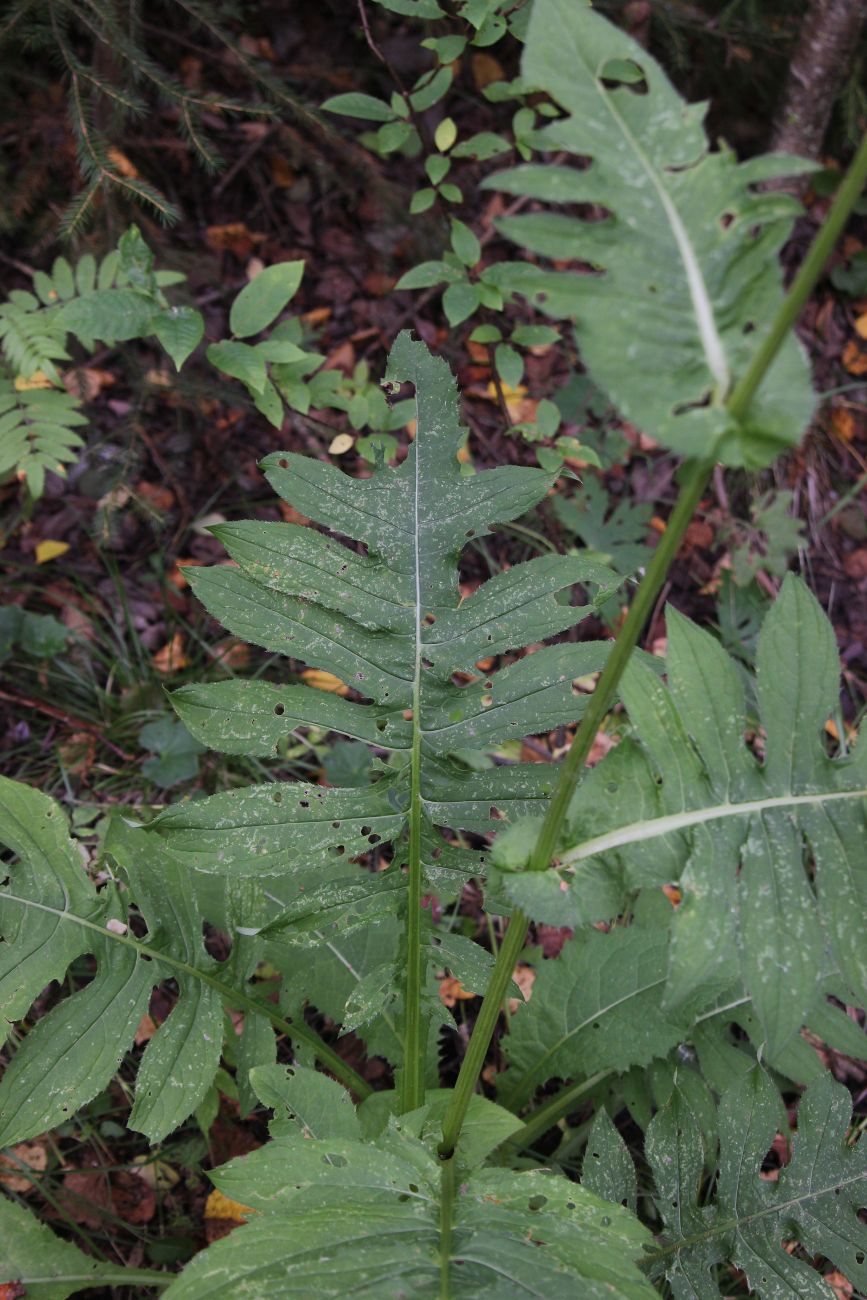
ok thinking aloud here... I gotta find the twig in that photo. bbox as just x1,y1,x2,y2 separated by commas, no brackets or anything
0,688,136,762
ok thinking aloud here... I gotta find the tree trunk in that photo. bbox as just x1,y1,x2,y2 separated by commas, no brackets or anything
772,0,867,159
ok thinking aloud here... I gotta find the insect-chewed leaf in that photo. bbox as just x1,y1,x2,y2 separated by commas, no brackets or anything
154,332,618,1058
510,575,867,1062
484,0,816,468
163,1072,654,1299
641,1068,867,1298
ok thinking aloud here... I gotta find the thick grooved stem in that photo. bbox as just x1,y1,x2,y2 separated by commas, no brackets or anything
438,458,711,1159
438,1151,457,1298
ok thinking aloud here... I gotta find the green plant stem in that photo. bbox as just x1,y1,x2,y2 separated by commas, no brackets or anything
3,892,372,1101
438,457,713,1162
438,127,867,1162
497,1071,613,1157
438,1150,457,1299
726,130,867,421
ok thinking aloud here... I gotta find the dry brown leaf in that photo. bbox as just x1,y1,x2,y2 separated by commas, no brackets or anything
167,558,203,590
825,1269,854,1300
278,502,310,526
0,1141,47,1194
63,367,116,400
134,1013,157,1045
843,339,867,375
855,313,867,340
322,341,355,373
106,146,139,178
152,633,189,675
472,52,505,88
57,732,96,777
439,975,476,1008
301,668,349,695
136,481,175,512
843,548,867,579
204,1188,252,1243
509,963,536,1014
830,406,857,442
212,639,251,671
205,223,266,259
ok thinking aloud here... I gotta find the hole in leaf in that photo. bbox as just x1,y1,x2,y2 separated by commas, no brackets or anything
481,694,493,707
278,458,289,468
300,800,309,808
424,613,436,625
422,658,433,669
325,1154,348,1167
273,792,282,804
528,1195,547,1211
465,529,475,538
361,826,371,836
332,821,341,829
368,834,381,844
376,719,388,732
274,703,285,715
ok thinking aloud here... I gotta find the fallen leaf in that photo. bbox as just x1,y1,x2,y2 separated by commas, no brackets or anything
135,1013,157,1045
106,146,139,178
302,306,332,328
168,558,203,589
439,976,475,1008
57,732,96,777
472,52,504,88
269,153,296,188
830,406,857,442
855,313,867,340
131,1156,180,1191
204,1188,252,1243
843,339,867,375
322,341,355,373
278,502,310,526
14,370,52,391
212,639,251,670
328,432,355,456
843,548,867,579
63,367,116,400
301,668,349,695
35,540,70,564
111,1169,156,1224
136,481,175,511
825,1269,854,1300
205,223,266,259
152,634,189,675
508,963,536,1014
0,1283,27,1298
0,1141,47,1194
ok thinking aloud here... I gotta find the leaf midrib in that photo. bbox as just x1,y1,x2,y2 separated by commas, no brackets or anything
560,787,867,867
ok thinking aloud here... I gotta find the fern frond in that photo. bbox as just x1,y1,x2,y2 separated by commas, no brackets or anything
0,373,87,498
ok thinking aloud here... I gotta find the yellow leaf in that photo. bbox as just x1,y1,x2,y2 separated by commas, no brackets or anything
35,540,70,564
855,313,867,340
301,669,349,696
204,1189,252,1222
15,370,52,391
328,433,355,456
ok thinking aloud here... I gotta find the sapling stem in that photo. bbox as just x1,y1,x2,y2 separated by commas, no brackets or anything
437,126,867,1162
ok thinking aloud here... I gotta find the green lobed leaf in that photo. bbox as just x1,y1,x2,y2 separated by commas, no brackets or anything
159,333,619,1058
486,0,817,467
163,1082,654,1298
